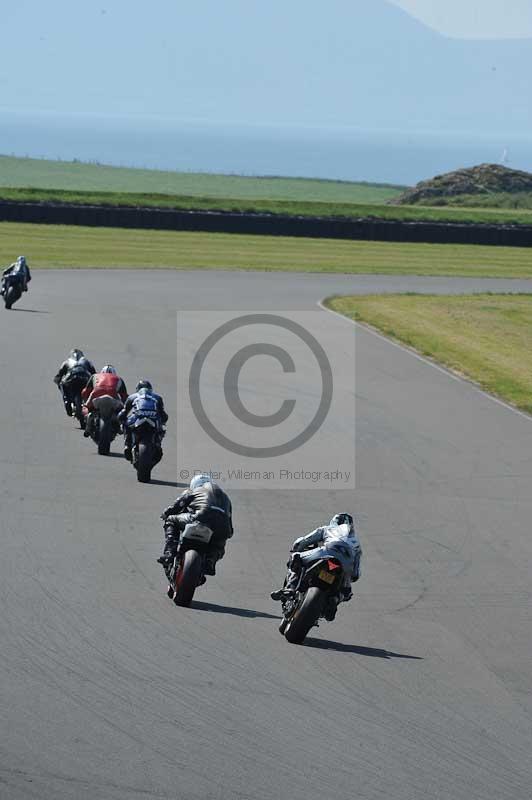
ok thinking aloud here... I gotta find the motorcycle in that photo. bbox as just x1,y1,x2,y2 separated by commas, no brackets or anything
279,554,346,644
1,274,24,310
128,415,165,483
85,395,123,455
58,369,92,428
166,521,213,607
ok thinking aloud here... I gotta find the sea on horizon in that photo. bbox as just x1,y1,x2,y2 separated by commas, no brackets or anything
1,110,531,186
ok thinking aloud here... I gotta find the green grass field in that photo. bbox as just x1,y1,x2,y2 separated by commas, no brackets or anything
327,294,532,413
0,155,403,203
1,221,532,276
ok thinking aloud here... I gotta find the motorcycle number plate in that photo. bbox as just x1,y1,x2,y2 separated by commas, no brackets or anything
182,523,213,543
318,570,336,584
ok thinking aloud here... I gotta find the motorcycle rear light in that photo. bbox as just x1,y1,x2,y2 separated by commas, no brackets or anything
327,560,341,571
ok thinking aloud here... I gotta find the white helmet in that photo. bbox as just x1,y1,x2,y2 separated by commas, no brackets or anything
100,364,117,374
329,513,355,535
190,473,211,490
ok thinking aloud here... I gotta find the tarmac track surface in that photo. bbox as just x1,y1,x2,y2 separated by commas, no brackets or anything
1,270,531,800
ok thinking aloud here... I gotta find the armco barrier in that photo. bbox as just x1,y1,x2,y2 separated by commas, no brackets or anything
1,201,531,247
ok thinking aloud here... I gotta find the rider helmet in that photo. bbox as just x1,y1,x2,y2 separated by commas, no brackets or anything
70,348,85,360
190,473,211,490
16,256,27,268
330,513,354,532
100,365,117,374
136,379,153,393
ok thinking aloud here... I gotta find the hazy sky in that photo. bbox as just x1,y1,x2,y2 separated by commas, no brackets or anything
389,0,532,38
1,1,531,135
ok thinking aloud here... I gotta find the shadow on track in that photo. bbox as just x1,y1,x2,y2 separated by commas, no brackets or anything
305,638,423,659
192,600,279,620
150,479,189,488
102,452,125,459
13,308,50,313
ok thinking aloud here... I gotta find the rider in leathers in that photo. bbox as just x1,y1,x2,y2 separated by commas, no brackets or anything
158,474,233,578
82,365,128,437
271,513,362,616
118,380,168,461
53,349,96,416
1,256,31,294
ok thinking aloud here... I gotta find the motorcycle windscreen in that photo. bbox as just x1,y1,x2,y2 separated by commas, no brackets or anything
181,522,214,544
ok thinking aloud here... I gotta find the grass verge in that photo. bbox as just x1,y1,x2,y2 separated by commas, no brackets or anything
2,222,532,276
3,186,532,225
326,293,532,413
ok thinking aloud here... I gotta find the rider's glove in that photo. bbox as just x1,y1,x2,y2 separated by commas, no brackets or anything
160,505,175,521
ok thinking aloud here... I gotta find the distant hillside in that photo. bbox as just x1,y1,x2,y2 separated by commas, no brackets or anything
0,155,404,204
392,164,532,206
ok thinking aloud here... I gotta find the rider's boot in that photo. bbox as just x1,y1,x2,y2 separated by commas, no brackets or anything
204,543,225,576
270,565,299,601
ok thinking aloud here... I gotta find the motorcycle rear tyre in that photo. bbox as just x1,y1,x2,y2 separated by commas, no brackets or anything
97,417,112,455
136,441,152,483
174,550,202,607
4,286,16,309
74,395,85,428
284,586,325,645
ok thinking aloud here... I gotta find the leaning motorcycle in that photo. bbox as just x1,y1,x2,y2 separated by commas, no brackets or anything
279,554,346,644
166,521,213,607
85,395,123,455
129,416,165,483
1,274,23,310
58,369,91,428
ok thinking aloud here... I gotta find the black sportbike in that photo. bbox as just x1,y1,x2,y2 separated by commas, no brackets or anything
166,522,213,607
58,368,92,428
86,395,123,455
1,273,24,310
128,415,165,483
279,555,346,644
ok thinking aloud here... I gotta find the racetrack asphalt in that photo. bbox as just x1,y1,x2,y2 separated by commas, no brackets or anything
1,270,531,800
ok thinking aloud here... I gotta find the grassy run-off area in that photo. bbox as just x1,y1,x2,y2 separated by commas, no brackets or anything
1,221,532,276
4,186,532,226
327,293,532,413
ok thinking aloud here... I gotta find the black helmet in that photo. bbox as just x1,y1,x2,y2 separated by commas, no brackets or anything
330,513,354,530
136,379,153,393
70,348,84,360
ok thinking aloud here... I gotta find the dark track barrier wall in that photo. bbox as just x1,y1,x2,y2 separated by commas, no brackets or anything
1,201,532,247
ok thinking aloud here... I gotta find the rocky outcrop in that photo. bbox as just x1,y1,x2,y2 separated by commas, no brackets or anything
392,164,532,205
